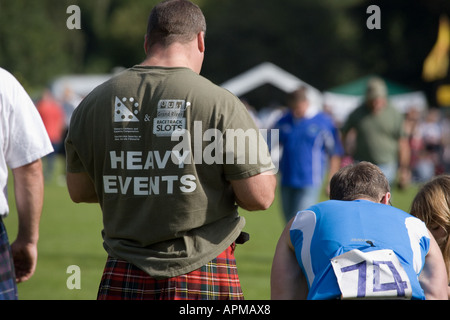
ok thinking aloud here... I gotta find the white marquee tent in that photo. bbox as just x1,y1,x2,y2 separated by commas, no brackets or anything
221,62,323,117
50,73,112,102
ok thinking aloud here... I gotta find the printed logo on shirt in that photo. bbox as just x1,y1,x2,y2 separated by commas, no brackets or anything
113,96,142,142
153,99,189,137
114,96,139,122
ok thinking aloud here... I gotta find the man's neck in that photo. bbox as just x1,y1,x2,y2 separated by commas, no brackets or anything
140,54,190,69
140,42,200,73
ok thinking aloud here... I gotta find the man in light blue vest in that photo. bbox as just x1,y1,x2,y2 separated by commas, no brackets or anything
271,161,447,300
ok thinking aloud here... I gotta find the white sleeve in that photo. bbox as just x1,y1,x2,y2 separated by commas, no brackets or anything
0,68,53,169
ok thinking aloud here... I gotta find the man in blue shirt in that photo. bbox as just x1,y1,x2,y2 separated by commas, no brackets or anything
274,87,343,222
271,161,448,300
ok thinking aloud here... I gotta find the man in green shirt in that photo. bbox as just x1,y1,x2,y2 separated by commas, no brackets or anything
65,0,276,300
341,77,410,186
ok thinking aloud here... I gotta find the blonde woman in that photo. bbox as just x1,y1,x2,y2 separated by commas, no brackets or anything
410,175,450,299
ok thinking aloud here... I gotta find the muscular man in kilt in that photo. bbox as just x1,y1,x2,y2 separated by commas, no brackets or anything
65,0,276,300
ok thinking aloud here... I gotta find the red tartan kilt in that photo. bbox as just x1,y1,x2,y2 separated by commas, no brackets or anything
97,244,244,300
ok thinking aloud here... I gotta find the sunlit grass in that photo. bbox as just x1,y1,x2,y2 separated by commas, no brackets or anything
3,157,420,300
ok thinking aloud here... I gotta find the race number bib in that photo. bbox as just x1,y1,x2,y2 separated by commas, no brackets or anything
331,249,412,299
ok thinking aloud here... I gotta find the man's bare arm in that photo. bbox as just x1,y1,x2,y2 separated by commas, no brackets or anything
11,159,44,282
66,171,98,204
230,172,276,211
271,219,308,299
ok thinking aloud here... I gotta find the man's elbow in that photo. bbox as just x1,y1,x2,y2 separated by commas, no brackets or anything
66,172,99,204
68,192,83,204
239,197,273,211
257,175,277,210
241,179,276,211
68,189,98,204
69,194,96,204
256,192,276,211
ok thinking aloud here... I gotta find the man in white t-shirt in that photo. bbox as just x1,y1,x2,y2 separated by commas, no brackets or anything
0,68,53,299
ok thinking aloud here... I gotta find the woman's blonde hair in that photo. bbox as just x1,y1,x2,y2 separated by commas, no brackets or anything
410,175,450,279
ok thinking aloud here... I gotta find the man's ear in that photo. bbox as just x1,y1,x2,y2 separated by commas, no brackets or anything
144,34,150,55
380,192,391,205
197,31,205,53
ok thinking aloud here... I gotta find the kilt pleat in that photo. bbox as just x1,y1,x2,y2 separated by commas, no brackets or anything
97,244,244,300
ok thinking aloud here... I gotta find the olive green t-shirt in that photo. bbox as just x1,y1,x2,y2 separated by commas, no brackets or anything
341,103,406,165
66,66,274,278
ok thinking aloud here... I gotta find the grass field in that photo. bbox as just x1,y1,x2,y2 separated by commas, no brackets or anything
3,157,420,300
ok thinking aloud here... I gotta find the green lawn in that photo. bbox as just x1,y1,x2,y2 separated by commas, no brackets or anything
3,157,420,300
4,158,105,300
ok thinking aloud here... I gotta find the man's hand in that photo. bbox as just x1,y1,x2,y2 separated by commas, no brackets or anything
10,240,38,283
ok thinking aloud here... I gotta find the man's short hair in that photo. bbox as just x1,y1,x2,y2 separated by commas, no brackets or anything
330,161,390,202
146,0,206,48
287,86,308,105
365,77,387,101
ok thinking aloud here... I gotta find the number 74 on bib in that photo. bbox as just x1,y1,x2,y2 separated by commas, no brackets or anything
331,249,412,299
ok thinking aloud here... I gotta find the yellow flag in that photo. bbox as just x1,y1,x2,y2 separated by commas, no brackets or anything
423,15,450,82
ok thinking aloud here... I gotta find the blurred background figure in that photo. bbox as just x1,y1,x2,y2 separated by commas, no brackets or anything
418,108,444,175
341,77,411,188
274,86,343,222
442,111,450,174
36,89,65,182
406,107,445,182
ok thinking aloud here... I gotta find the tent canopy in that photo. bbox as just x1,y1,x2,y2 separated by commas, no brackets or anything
221,62,323,114
50,74,112,102
221,62,305,96
328,75,413,96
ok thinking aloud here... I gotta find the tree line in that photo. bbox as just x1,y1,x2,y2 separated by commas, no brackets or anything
0,0,448,103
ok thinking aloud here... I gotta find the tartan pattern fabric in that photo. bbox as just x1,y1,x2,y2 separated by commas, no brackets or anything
0,219,17,300
97,244,244,300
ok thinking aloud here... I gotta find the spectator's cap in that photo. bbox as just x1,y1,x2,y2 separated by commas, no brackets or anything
366,77,387,100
